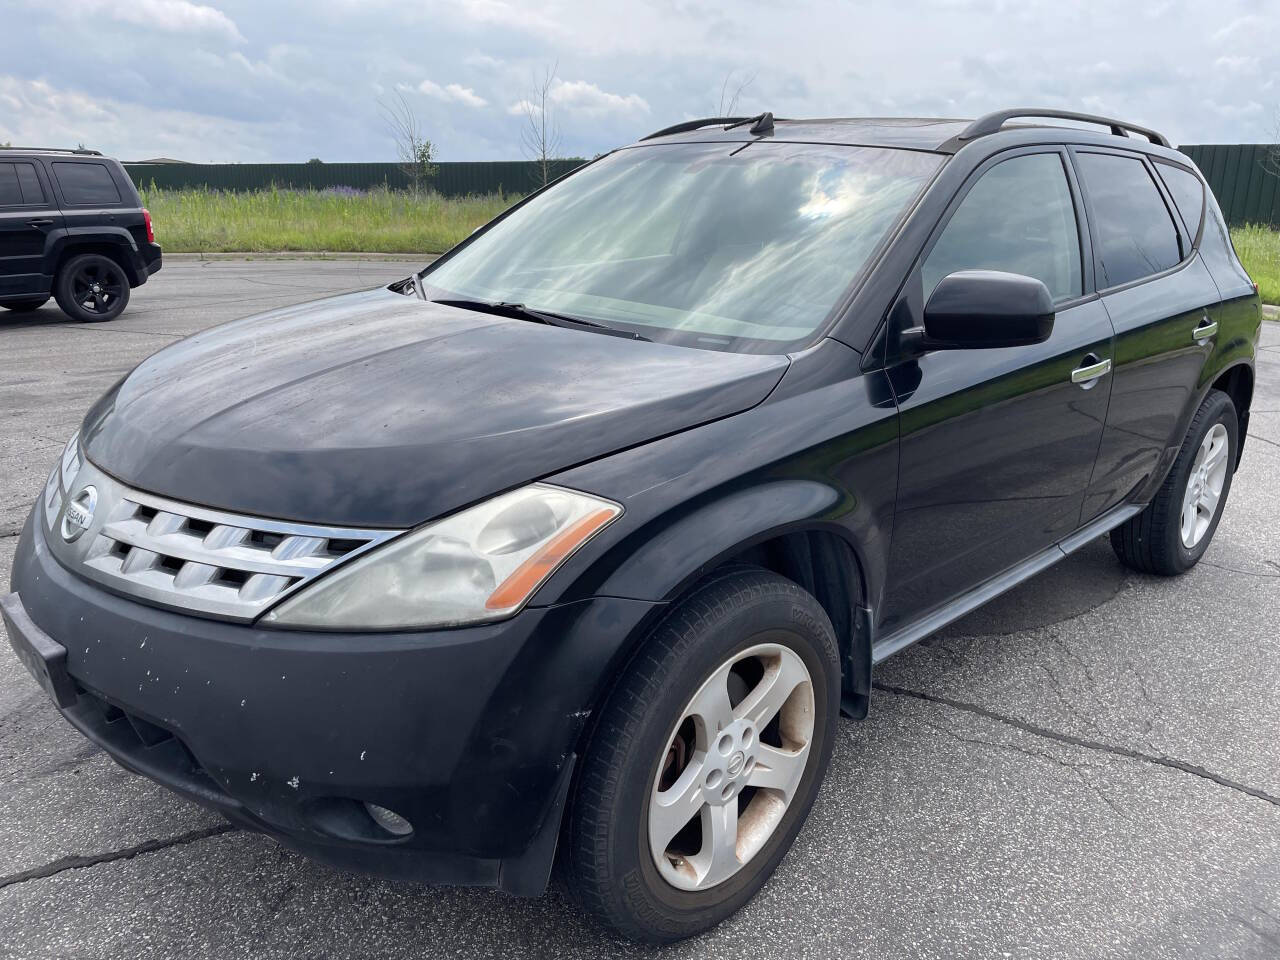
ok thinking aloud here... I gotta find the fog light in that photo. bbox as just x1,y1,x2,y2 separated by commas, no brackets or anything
363,802,413,837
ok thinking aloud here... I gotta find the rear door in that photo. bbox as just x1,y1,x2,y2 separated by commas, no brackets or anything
1070,148,1220,521
880,146,1114,635
0,159,62,299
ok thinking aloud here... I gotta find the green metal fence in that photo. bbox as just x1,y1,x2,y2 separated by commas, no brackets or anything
1179,144,1280,228
124,148,1280,227
124,160,585,197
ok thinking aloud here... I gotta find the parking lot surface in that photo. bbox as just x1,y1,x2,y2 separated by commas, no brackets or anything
2,259,1279,959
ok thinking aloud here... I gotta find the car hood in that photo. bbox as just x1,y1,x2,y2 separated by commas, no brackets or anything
81,288,789,527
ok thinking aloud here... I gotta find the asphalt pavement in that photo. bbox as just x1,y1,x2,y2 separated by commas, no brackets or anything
2,259,1279,959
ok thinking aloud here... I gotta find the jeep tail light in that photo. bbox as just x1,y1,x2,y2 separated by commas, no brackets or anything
142,208,155,244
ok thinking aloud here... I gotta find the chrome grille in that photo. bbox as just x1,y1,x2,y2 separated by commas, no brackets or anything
42,443,403,621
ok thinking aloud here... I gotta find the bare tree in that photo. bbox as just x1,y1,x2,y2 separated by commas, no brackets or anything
380,90,437,194
1265,106,1280,179
716,69,755,116
520,62,563,189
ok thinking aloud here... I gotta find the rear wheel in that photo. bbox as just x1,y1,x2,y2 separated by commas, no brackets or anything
565,566,840,943
1110,389,1237,575
54,254,130,322
1,297,48,312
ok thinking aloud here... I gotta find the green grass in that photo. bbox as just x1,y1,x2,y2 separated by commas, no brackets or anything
138,185,518,255
1232,224,1280,306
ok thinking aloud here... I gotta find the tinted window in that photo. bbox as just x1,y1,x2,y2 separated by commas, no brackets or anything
15,163,45,204
1156,161,1205,237
1076,152,1182,288
52,161,121,205
922,152,1081,304
0,164,20,205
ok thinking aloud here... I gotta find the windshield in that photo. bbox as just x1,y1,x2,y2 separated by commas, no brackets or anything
422,141,942,352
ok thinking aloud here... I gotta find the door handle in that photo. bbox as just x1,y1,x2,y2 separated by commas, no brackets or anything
1071,356,1112,386
26,218,54,227
1192,318,1218,341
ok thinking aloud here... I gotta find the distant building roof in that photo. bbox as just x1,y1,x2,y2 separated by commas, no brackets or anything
126,157,191,165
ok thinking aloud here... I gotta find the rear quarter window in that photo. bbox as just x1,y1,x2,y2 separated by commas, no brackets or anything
52,161,122,205
1075,152,1182,288
1155,161,1206,238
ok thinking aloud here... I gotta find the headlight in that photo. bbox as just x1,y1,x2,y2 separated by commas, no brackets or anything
42,431,82,529
261,484,621,630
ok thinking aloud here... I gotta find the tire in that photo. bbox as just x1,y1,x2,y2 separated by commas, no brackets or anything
54,253,130,322
1,297,48,312
1110,389,1238,576
565,565,840,944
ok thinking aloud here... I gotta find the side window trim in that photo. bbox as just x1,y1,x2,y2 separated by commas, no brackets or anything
916,144,1094,306
1066,145,1193,296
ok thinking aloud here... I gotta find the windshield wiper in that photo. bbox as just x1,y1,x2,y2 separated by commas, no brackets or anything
432,298,650,341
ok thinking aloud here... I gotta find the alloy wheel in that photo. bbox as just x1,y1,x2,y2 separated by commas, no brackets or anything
648,639,815,891
70,261,125,316
1180,422,1230,549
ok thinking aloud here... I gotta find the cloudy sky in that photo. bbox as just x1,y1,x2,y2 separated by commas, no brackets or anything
1,0,1277,162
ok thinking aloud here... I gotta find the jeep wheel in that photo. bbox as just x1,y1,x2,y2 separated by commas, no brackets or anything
1,297,49,312
54,254,130,323
565,566,840,943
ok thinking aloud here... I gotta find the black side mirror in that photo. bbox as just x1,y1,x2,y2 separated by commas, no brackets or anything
913,270,1055,350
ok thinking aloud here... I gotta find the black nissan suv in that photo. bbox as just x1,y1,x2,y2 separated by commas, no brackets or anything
2,109,1259,943
0,147,161,322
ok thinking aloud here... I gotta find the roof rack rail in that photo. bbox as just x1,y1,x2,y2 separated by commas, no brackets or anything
640,117,753,141
0,145,103,156
956,108,1170,149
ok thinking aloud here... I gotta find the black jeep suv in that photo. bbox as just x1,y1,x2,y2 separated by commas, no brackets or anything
2,109,1260,943
0,147,161,322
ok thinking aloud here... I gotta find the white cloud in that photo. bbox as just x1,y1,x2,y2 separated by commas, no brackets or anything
464,53,505,70
418,79,488,108
58,0,244,42
1213,55,1258,74
0,75,280,161
7,0,1280,161
1211,15,1261,45
551,79,650,116
546,79,650,117
507,79,649,122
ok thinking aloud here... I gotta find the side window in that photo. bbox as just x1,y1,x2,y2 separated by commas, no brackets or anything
52,161,122,205
1075,152,1182,288
1155,161,1205,238
15,163,46,204
922,153,1082,304
0,164,20,205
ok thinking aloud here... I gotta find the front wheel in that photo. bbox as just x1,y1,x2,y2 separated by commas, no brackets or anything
54,254,130,322
565,566,840,944
1111,388,1238,575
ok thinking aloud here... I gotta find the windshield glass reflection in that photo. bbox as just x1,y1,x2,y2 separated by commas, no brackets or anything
423,141,941,351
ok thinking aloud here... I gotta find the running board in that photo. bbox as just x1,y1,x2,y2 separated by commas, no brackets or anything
871,503,1143,663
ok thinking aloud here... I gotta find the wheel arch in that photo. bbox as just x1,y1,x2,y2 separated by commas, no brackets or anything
1208,360,1254,466
571,482,879,757
53,235,142,286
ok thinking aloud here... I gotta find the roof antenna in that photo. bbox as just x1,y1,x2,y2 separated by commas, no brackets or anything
724,112,775,135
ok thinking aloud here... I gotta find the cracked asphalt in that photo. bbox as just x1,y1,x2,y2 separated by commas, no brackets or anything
2,259,1279,959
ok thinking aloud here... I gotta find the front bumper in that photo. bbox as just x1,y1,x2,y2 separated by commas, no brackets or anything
7,510,658,894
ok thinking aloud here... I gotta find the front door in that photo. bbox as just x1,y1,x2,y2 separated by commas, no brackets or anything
880,147,1113,635
0,160,61,299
